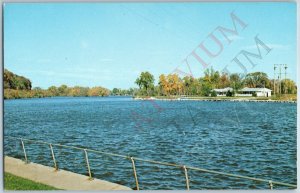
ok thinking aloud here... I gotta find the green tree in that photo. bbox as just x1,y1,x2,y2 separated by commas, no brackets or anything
230,73,244,92
203,67,220,88
199,78,212,97
4,69,32,90
244,72,270,88
112,88,120,95
135,71,155,96
182,76,200,96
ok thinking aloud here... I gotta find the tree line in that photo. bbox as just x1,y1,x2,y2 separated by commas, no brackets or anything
135,68,297,97
4,68,297,99
4,69,110,99
111,88,138,96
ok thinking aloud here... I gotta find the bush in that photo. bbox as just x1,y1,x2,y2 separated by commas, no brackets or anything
211,90,217,97
226,90,233,97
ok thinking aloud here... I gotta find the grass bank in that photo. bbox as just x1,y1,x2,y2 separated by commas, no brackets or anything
4,172,60,190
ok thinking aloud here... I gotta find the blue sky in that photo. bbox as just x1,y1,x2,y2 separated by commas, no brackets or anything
4,2,296,89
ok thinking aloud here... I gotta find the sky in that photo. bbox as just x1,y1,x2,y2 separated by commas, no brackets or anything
4,2,297,89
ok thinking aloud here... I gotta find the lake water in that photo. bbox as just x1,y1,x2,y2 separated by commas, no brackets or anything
4,97,297,189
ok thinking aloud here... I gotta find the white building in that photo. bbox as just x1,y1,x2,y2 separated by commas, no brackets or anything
212,87,233,96
212,87,272,97
237,87,272,97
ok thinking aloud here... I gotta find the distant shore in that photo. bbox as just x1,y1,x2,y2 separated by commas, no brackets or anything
4,95,297,103
133,96,297,103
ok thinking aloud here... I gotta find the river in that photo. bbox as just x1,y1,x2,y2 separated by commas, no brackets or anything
4,96,297,189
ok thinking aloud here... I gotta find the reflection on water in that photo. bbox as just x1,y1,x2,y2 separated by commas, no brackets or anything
4,97,297,189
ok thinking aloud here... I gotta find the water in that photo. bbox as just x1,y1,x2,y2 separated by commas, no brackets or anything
4,96,297,189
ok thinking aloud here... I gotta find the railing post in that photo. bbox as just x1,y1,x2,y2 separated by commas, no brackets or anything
183,165,190,190
84,149,92,180
269,180,273,190
20,138,28,163
49,144,58,171
130,157,139,190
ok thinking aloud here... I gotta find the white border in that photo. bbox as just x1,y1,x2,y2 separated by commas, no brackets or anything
0,1,298,193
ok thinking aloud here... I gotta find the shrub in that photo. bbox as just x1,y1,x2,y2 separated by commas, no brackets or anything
226,90,232,97
211,90,217,97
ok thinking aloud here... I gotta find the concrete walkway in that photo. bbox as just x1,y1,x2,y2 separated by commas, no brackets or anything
4,156,132,190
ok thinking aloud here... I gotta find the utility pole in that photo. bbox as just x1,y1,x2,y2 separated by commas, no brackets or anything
279,65,281,95
278,74,280,96
274,64,288,96
273,65,276,95
284,64,288,94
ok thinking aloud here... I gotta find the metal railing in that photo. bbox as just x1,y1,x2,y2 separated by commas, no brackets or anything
4,136,297,190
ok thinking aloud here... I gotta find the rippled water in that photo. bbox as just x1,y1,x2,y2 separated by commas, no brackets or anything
4,97,297,189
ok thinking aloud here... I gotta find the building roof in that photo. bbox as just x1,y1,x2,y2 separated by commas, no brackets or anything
212,87,233,92
240,87,272,92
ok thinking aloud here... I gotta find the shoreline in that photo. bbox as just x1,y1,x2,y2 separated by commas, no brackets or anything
4,95,297,103
133,96,297,103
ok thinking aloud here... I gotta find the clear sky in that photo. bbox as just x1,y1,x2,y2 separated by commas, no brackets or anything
4,2,296,89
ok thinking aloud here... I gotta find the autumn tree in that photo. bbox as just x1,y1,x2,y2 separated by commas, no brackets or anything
218,73,231,88
158,74,169,96
281,79,297,94
58,85,69,96
48,86,59,96
88,87,110,96
167,74,183,95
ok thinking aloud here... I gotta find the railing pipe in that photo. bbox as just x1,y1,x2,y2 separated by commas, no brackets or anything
20,138,28,163
183,165,190,190
84,149,92,179
49,144,58,170
269,180,273,190
130,157,139,190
